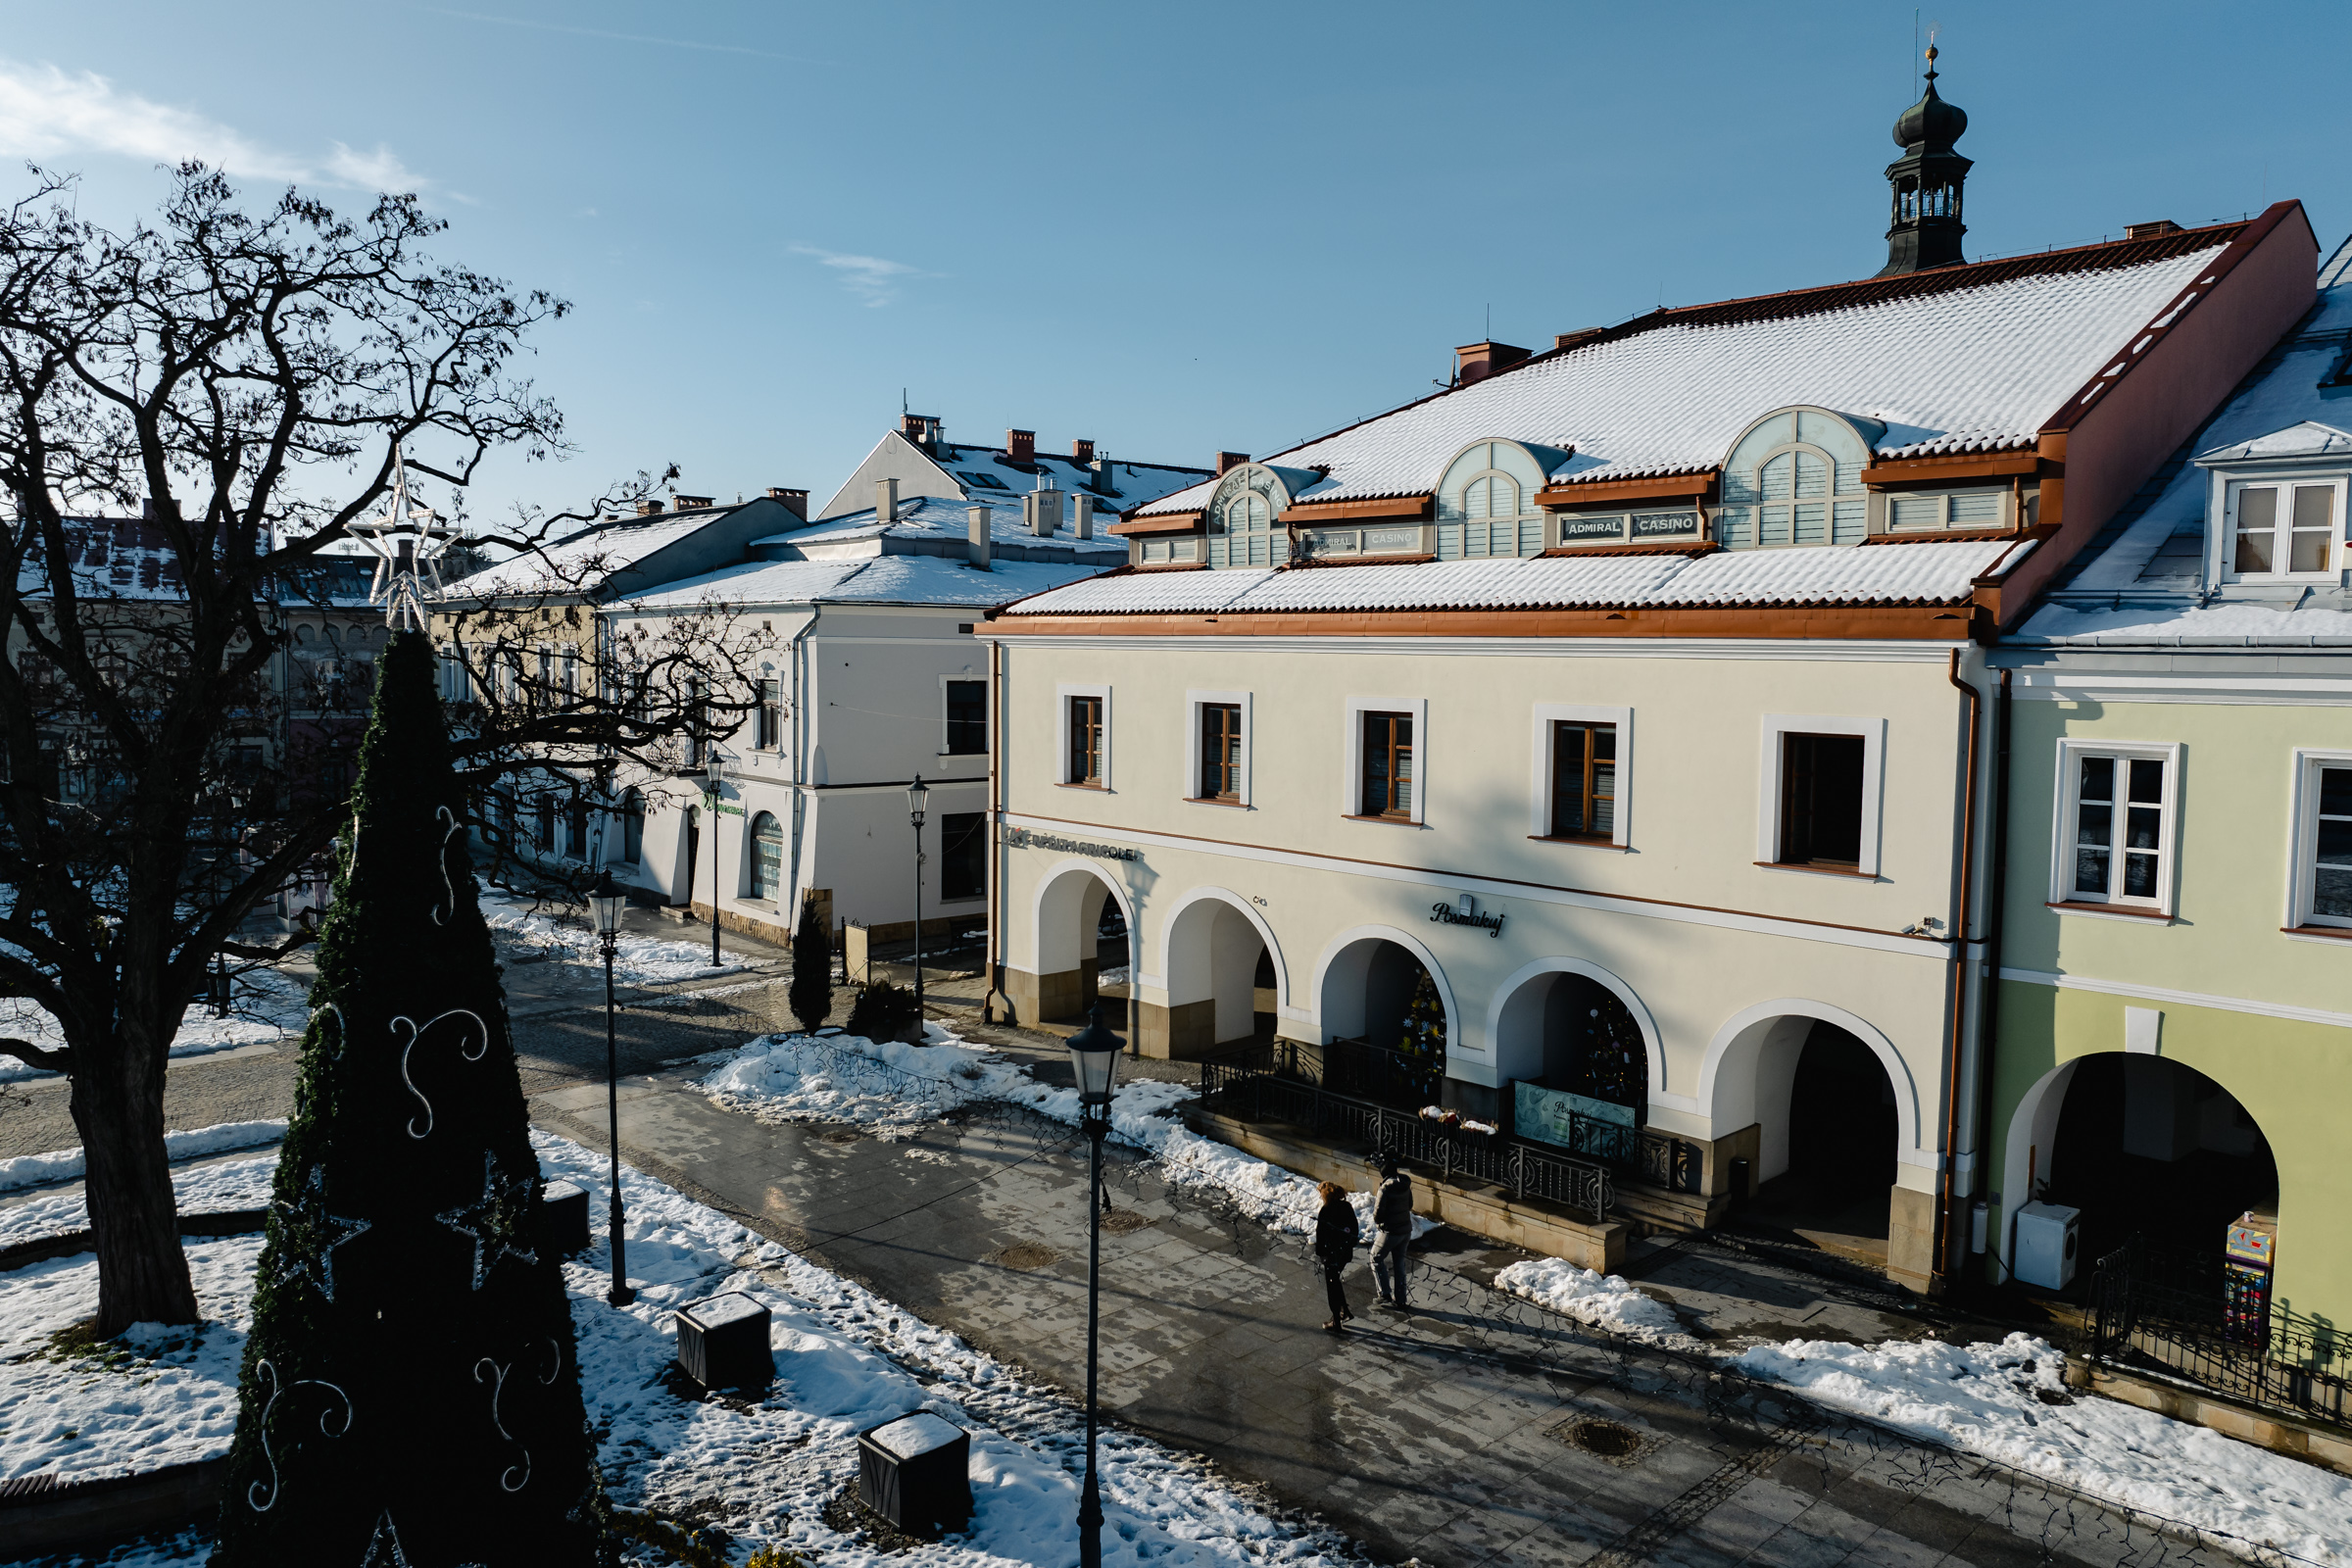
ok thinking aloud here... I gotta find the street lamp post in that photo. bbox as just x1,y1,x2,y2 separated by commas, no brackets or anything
906,773,930,1022
588,870,635,1307
704,753,726,969
1065,1003,1121,1568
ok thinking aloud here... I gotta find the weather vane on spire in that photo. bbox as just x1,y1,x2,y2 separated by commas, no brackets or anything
350,449,457,631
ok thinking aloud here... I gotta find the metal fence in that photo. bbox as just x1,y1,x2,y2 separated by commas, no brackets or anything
1200,1045,1615,1222
2088,1236,2351,1431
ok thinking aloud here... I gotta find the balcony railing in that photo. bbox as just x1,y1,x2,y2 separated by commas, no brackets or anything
1200,1044,1614,1223
2088,1236,2351,1431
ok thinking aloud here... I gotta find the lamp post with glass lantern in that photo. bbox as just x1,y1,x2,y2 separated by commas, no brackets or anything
1065,1003,1121,1568
704,753,726,969
906,773,929,1021
588,870,635,1306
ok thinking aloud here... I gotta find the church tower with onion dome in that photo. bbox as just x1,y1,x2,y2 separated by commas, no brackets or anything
1877,43,1972,276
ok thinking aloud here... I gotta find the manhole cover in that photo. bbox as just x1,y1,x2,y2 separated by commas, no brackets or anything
1552,1416,1648,1466
992,1242,1059,1270
1100,1209,1154,1235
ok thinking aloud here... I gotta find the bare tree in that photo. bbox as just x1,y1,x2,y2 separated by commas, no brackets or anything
0,165,763,1334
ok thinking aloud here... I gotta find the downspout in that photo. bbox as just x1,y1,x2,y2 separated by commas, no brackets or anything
787,603,820,924
1972,667,2014,1280
1933,648,1982,1296
985,629,1008,1022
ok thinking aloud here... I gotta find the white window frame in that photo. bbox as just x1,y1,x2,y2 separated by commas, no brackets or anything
1056,681,1112,789
1343,695,1428,825
2285,748,2352,932
1530,703,1632,847
1184,689,1253,807
940,672,987,758
2212,472,2347,586
2047,739,2182,916
1756,713,1886,876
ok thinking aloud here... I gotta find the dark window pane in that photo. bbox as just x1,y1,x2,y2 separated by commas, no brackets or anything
2122,852,2158,900
1780,732,1864,865
941,811,986,902
2075,802,2112,848
2126,805,2161,852
2320,766,2352,818
2075,848,2111,897
2079,756,2113,802
2317,817,2352,865
2315,867,2352,919
2128,759,2164,805
946,680,986,755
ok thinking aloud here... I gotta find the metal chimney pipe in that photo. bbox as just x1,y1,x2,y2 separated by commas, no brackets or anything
968,506,993,569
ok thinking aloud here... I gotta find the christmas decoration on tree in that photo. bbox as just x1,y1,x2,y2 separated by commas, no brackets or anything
1571,988,1645,1112
789,897,831,1037
214,632,609,1565
1396,967,1448,1104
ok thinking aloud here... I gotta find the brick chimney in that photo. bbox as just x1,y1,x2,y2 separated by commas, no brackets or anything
1216,452,1250,475
1552,327,1606,353
636,498,665,516
2125,220,2183,240
765,487,808,519
1454,341,1531,386
901,413,941,454
1006,428,1035,465
671,493,715,511
1071,438,1095,465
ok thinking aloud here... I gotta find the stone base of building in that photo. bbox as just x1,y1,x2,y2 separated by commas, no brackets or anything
678,901,791,949
1886,1184,1937,1295
1183,1106,1629,1275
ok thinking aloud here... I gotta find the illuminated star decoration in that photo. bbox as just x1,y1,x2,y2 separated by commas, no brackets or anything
269,1164,372,1304
348,449,458,631
359,1512,413,1567
434,1152,542,1290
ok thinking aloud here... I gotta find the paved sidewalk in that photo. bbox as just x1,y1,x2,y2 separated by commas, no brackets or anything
529,1052,2175,1568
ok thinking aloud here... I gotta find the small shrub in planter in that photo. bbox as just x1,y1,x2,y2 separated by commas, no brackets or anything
845,979,922,1044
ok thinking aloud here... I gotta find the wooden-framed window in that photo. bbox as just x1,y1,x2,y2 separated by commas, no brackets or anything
945,679,986,755
2049,741,2179,914
1549,721,1617,840
1778,732,1865,868
756,679,783,750
1361,710,1414,819
2289,750,2352,932
1199,703,1242,801
2224,477,2344,582
1067,695,1104,786
748,810,784,899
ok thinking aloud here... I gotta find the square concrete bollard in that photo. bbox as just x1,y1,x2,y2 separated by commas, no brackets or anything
674,1292,773,1391
858,1411,971,1540
537,1180,590,1256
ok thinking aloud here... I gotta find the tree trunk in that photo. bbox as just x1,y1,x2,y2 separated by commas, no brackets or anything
69,1017,200,1335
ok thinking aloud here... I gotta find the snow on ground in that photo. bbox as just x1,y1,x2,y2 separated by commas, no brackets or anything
0,968,309,1083
0,1131,1353,1567
0,1153,280,1252
0,1123,286,1198
1493,1256,1687,1343
477,883,746,984
1738,1332,2352,1567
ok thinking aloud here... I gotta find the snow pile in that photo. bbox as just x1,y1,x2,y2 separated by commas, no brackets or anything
0,1121,286,1197
702,1029,1031,1139
477,883,745,984
0,967,310,1082
0,1132,1354,1565
1493,1257,1685,1342
1738,1331,2352,1567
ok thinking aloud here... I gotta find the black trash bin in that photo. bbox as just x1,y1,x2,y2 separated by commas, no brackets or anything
674,1292,773,1392
858,1411,972,1540
537,1179,590,1256
1728,1156,1752,1215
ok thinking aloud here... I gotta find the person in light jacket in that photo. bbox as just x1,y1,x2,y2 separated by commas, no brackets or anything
1371,1152,1413,1309
1312,1181,1359,1332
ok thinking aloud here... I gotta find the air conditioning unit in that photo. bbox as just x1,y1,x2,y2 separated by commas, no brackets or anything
2013,1200,2082,1291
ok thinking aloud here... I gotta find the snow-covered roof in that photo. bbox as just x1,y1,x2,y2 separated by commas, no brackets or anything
926,442,1209,514
1137,227,2241,516
19,516,378,608
1005,536,2032,617
453,506,734,598
623,552,1104,612
2015,232,2352,650
758,493,1123,558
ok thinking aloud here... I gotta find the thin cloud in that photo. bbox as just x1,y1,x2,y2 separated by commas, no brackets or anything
430,9,829,65
0,59,432,193
791,243,940,308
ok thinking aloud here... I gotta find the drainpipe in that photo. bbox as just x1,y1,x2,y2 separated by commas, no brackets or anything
1933,648,1983,1296
1972,667,2014,1280
786,602,821,930
985,630,1009,1022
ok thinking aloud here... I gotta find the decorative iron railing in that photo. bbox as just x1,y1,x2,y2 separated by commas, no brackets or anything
1199,1045,1615,1222
2088,1237,2351,1431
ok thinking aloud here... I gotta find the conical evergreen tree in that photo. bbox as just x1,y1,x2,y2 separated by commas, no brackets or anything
789,896,831,1037
1397,968,1447,1105
215,632,608,1566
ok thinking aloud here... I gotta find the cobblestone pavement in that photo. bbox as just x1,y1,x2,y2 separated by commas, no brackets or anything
4,950,2238,1567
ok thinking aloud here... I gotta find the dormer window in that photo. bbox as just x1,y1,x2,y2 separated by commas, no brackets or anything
2225,478,2343,580
1204,465,1290,568
1715,408,1880,550
1434,439,1551,560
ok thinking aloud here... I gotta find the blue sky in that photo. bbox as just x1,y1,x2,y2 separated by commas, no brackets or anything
6,1,2348,527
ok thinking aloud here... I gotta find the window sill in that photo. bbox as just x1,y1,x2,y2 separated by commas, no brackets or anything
2047,900,2174,923
1056,781,1109,791
1343,813,1424,827
1532,834,1629,852
1753,860,1878,880
2281,924,2352,944
937,751,988,760
1184,796,1250,809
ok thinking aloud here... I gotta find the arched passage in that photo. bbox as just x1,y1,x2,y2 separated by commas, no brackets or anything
1313,927,1455,1107
1025,859,1136,1025
1158,889,1283,1058
1491,957,1654,1157
2008,1054,2278,1277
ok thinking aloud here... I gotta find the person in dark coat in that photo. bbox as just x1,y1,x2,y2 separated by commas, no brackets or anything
1371,1152,1413,1308
1312,1181,1359,1331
